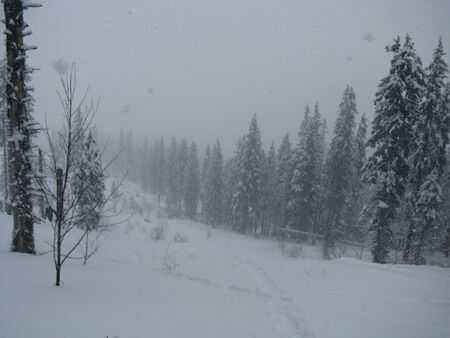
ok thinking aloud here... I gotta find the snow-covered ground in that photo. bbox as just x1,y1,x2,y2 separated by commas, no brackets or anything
1,183,450,338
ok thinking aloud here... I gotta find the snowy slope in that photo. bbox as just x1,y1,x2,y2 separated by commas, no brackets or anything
1,184,449,338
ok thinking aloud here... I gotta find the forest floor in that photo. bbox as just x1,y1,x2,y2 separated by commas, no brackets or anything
1,182,449,338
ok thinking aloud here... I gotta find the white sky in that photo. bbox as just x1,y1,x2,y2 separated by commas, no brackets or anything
2,0,450,154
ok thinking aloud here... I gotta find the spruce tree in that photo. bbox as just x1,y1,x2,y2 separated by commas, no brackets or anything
125,131,135,181
72,130,105,232
184,142,200,220
231,115,264,234
201,145,212,222
240,114,264,234
230,136,247,232
154,137,166,213
290,104,323,233
208,140,224,226
436,147,450,256
71,107,84,170
342,114,368,241
166,137,179,217
223,157,238,228
323,86,358,258
407,38,450,264
366,35,425,263
141,137,150,192
260,142,277,236
177,138,189,215
275,133,293,228
355,115,368,178
313,117,328,236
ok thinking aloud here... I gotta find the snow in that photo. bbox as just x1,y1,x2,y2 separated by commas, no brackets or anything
1,182,449,338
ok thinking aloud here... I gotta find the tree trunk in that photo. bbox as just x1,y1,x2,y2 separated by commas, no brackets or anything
372,207,391,264
55,266,61,287
403,221,415,263
1,109,10,214
38,149,45,218
4,0,36,254
55,168,63,286
83,229,89,266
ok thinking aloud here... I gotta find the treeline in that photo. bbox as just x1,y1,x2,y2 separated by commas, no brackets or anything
106,35,449,264
107,90,367,257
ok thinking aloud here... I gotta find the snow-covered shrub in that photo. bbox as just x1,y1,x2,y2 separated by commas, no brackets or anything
162,241,179,272
151,224,166,241
173,232,189,243
284,243,303,258
151,216,167,241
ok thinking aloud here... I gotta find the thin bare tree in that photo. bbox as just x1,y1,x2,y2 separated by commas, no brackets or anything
34,65,122,286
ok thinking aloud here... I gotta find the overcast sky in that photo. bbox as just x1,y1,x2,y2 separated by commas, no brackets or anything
2,0,450,154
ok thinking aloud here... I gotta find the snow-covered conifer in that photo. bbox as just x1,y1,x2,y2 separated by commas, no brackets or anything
184,141,200,220
177,138,189,215
141,137,150,192
275,133,293,228
154,137,166,212
166,137,179,217
72,130,105,232
230,115,264,234
323,85,358,258
289,104,323,233
365,35,425,263
406,38,450,264
260,142,277,236
208,140,224,226
201,145,212,221
355,114,368,178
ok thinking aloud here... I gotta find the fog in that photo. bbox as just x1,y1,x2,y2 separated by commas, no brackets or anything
3,0,450,153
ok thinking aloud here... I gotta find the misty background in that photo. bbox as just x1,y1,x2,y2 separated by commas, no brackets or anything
3,0,450,153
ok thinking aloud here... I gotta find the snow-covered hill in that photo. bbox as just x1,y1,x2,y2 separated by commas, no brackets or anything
1,183,449,338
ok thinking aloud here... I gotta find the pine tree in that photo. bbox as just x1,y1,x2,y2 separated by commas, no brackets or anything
184,142,200,220
275,133,293,228
177,138,189,216
365,35,425,263
231,115,264,234
166,137,179,217
201,145,211,222
323,86,358,258
436,147,450,256
290,106,311,230
71,107,84,169
141,137,150,192
407,38,450,264
148,139,157,192
222,157,237,228
125,131,134,180
72,130,105,232
290,104,323,234
4,0,41,254
230,136,247,232
208,140,224,226
313,117,328,237
154,137,166,213
342,114,368,242
355,115,368,178
260,142,277,236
